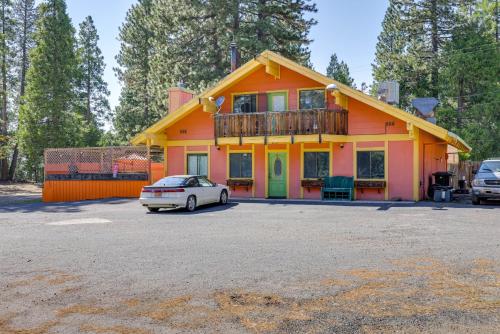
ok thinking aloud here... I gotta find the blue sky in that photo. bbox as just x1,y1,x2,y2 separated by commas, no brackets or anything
63,0,388,110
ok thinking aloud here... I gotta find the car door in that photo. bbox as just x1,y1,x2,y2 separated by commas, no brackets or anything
185,177,205,204
197,177,218,204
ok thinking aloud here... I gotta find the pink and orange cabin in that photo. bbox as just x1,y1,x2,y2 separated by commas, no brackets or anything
132,50,470,201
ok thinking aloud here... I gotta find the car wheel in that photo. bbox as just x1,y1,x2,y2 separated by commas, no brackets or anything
148,207,160,212
220,190,228,205
472,196,480,205
186,195,197,212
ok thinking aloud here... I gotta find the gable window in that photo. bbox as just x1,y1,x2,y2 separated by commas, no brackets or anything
299,89,325,109
187,153,208,176
229,153,252,178
304,152,329,178
233,94,257,113
357,151,385,179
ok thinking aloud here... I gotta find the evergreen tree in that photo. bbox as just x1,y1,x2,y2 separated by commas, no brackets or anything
18,0,81,180
113,0,154,141
437,3,500,160
0,0,14,180
326,53,355,87
76,16,110,146
7,0,37,180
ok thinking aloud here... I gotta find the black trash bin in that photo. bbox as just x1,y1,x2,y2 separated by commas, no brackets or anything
432,171,453,187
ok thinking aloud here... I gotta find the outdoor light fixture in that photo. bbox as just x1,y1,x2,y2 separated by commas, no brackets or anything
340,143,345,149
326,83,338,91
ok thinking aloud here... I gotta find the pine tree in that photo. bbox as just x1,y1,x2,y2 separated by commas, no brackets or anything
437,3,500,160
0,0,14,180
326,53,355,87
76,16,110,146
18,0,81,180
7,0,36,180
113,0,154,141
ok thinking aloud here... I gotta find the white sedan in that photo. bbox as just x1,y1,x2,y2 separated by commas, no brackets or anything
139,175,230,212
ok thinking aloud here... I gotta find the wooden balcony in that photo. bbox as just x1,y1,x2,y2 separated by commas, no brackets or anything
214,109,348,141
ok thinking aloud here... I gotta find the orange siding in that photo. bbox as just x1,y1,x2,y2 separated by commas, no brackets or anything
42,180,148,203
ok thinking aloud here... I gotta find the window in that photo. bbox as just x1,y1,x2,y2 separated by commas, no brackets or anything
357,151,385,179
299,89,325,109
233,94,257,113
185,177,199,187
187,154,208,176
304,152,329,178
229,153,252,178
197,176,214,187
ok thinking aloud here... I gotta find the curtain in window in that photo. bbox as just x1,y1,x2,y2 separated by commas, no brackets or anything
187,154,208,176
304,152,329,178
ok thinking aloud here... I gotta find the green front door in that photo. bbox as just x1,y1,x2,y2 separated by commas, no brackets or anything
268,152,287,198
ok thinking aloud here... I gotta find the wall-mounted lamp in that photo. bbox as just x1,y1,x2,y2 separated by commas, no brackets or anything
340,143,344,149
326,83,338,91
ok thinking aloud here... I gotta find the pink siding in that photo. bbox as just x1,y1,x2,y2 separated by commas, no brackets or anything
254,145,266,198
420,131,448,200
357,141,384,148
210,145,226,185
388,141,413,200
289,144,301,198
167,146,185,175
348,98,407,135
187,145,208,152
332,143,353,176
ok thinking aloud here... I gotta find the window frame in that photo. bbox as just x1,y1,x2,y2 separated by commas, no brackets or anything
186,153,208,177
303,151,330,179
298,88,326,110
232,92,258,114
228,152,253,179
356,150,385,180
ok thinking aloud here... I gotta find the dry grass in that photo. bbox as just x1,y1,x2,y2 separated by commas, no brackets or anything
79,324,151,334
56,304,108,317
1,257,498,333
47,274,79,285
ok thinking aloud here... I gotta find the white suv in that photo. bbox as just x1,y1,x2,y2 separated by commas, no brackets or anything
472,159,500,205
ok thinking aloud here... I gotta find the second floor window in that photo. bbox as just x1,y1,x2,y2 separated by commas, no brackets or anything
299,89,325,109
233,94,257,113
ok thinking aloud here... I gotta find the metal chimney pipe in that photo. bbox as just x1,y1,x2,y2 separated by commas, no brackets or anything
230,42,239,72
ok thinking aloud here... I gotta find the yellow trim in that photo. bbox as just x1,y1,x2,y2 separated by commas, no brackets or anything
266,147,289,198
132,50,470,153
356,146,385,151
264,145,268,197
354,144,389,199
300,143,304,199
226,147,255,197
352,142,357,200
287,144,290,198
296,87,325,110
231,91,259,113
413,127,420,201
384,140,389,200
163,146,168,177
252,144,256,197
185,149,210,178
164,134,412,148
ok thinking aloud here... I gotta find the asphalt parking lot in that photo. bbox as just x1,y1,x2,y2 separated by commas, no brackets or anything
0,199,499,333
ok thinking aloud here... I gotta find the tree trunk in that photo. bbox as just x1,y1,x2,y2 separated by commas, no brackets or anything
0,2,9,180
430,0,439,98
8,143,18,180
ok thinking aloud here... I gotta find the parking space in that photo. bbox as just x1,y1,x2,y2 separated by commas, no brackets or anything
0,199,499,333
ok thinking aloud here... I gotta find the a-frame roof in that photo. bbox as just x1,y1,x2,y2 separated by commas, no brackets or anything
131,50,471,152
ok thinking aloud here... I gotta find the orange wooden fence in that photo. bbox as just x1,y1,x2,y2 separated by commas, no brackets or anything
42,180,150,203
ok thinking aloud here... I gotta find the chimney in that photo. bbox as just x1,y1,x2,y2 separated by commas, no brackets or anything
168,81,194,113
230,42,240,72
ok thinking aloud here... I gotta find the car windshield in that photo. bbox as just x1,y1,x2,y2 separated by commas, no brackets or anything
153,177,186,187
479,161,500,173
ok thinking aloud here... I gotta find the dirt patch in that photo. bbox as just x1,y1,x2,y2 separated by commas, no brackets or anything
56,304,108,317
80,324,152,334
0,182,42,204
2,257,498,333
0,313,59,334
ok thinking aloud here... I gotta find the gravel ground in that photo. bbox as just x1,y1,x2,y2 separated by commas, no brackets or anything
0,199,499,333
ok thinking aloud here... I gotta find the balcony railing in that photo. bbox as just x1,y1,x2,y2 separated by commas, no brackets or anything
214,109,348,140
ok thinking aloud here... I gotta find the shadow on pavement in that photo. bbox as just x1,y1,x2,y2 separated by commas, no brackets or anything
147,202,239,215
0,198,137,214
